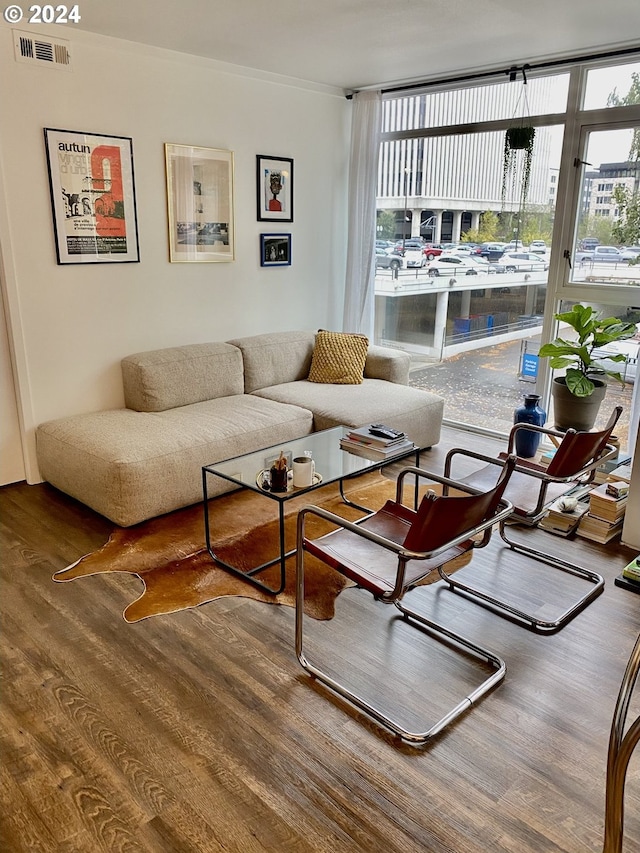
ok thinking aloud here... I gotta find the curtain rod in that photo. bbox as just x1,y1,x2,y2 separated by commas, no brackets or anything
345,44,640,99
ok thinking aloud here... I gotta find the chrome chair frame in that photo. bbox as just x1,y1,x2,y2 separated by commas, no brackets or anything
603,632,640,853
295,463,514,744
441,407,622,634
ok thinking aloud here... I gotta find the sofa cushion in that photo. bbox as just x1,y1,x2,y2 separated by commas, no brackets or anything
122,342,244,412
36,395,313,526
227,331,315,393
363,345,410,385
308,330,369,385
253,379,444,450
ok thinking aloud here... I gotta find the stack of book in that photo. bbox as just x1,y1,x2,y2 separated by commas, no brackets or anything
576,481,629,544
615,556,640,593
538,495,589,537
339,425,414,460
607,461,632,485
537,448,557,468
593,455,632,485
621,556,640,584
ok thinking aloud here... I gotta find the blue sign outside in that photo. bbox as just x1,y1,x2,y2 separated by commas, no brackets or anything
521,353,539,379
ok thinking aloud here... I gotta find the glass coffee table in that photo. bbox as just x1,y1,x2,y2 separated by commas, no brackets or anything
202,425,420,594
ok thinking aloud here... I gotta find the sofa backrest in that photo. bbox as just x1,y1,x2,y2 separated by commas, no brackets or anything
227,331,315,393
122,342,244,412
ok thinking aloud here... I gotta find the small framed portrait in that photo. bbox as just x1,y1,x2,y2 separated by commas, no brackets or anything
256,155,293,222
260,233,291,267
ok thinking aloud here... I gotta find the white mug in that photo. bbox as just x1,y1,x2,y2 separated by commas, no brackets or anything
292,455,315,488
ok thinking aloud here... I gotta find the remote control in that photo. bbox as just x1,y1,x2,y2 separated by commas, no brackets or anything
369,424,405,440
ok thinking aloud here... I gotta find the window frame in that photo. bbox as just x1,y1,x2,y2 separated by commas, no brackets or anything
376,58,640,437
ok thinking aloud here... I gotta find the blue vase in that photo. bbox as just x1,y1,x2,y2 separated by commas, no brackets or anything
513,394,546,458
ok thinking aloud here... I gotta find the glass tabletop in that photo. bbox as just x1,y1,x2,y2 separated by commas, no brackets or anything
203,426,416,500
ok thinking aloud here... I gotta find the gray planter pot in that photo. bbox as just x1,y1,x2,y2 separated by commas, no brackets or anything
551,376,606,432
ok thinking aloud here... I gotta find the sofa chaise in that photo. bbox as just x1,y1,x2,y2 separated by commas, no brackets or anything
36,330,444,526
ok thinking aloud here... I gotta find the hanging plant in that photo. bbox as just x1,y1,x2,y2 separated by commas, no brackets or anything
506,126,535,151
501,125,535,210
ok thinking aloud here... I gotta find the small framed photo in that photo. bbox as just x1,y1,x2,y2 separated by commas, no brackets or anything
165,143,234,263
260,233,291,267
256,155,293,222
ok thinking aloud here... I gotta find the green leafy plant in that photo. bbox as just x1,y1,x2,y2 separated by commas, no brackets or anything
611,185,640,252
501,126,535,211
539,304,637,397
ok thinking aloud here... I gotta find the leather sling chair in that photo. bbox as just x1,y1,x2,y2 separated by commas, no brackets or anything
441,405,623,634
294,456,516,745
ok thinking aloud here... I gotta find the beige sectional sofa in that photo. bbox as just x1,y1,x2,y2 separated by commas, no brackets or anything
36,330,444,526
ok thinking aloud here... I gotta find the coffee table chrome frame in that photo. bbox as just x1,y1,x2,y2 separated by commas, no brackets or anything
202,445,421,596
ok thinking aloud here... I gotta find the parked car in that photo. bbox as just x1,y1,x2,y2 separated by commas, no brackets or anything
529,240,547,253
497,252,548,272
579,237,600,252
476,242,507,261
467,255,498,274
427,255,482,276
576,245,623,263
423,244,445,261
374,247,405,270
404,248,426,268
621,246,640,261
375,239,395,251
393,239,425,255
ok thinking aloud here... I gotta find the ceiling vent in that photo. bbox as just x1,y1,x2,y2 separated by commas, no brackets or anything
13,29,72,71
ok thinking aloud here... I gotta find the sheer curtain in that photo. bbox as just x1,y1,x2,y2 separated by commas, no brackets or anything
343,90,382,338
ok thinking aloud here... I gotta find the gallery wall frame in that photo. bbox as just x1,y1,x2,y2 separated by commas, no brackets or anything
260,233,291,267
256,155,293,222
44,128,140,264
165,144,235,263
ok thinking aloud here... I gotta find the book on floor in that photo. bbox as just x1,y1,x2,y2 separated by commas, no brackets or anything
587,482,628,523
606,481,629,498
622,556,640,583
593,456,632,485
607,462,632,483
538,497,589,537
537,448,557,468
576,514,624,544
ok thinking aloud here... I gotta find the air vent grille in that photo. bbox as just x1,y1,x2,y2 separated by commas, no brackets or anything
13,29,72,70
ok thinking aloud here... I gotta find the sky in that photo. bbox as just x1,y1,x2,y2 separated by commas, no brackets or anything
582,61,639,167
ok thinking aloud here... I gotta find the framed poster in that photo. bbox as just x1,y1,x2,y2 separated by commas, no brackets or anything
256,155,293,222
260,233,291,267
44,128,140,264
165,144,234,263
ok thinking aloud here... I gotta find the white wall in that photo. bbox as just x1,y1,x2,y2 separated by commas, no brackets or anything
0,25,351,481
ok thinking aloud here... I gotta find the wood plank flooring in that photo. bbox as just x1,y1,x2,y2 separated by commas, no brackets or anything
1,426,639,852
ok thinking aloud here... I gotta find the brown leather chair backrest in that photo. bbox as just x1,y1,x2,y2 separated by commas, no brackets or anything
546,406,622,478
403,455,516,553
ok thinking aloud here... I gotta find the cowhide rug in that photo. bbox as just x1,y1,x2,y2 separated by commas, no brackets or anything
53,473,471,623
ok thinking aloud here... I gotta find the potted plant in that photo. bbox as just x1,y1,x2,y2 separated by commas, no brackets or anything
538,304,637,431
501,126,535,211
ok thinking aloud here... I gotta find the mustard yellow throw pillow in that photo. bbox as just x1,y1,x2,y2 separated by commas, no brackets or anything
308,330,369,384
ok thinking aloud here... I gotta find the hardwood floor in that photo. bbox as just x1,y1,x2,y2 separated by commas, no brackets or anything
1,426,639,852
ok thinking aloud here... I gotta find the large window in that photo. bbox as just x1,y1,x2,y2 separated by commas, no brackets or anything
569,126,640,287
373,57,640,452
